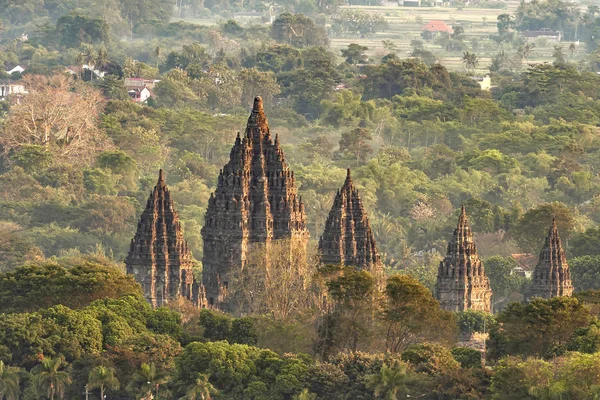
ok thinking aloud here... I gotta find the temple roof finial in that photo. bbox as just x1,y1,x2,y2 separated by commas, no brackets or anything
158,169,165,184
344,168,352,186
253,96,264,113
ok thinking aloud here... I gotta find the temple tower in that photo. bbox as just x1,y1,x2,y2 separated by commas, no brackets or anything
318,169,382,275
529,219,574,299
125,170,200,308
435,206,493,312
201,96,309,310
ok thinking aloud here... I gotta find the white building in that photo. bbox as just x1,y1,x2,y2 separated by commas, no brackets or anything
0,83,27,100
5,65,25,75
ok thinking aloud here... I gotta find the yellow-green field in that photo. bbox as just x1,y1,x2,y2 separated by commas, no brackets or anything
329,5,587,74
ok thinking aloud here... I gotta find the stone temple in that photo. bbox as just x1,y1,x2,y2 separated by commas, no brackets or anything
318,169,382,275
528,219,574,299
201,96,309,310
125,170,201,308
435,206,493,312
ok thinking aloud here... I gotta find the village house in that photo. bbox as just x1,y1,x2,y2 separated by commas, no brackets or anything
127,86,153,103
4,64,25,75
421,20,453,38
65,64,105,79
0,82,27,101
124,77,159,90
124,78,159,103
522,28,562,42
471,75,492,91
510,253,536,278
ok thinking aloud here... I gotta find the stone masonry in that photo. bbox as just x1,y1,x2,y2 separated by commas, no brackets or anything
201,96,309,310
529,219,574,299
435,206,493,312
318,169,382,274
125,170,201,308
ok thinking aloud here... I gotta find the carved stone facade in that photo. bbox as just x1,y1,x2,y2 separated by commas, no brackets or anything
318,169,382,274
125,170,201,308
529,219,574,299
435,206,493,312
201,97,309,310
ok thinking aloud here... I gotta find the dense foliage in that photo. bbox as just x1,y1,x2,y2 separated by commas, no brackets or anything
3,0,600,398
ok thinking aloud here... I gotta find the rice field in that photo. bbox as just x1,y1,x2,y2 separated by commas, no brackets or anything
329,4,588,74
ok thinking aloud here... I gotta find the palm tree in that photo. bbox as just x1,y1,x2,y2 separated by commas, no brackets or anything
88,366,120,400
95,46,110,75
517,42,535,64
180,374,217,400
365,363,420,400
122,57,136,78
75,52,85,79
462,51,478,73
127,363,167,400
0,361,26,400
81,44,97,80
32,356,72,400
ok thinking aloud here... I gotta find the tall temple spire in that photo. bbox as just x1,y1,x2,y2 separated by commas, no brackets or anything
318,168,382,273
529,219,574,299
435,206,493,312
125,170,201,308
201,97,309,311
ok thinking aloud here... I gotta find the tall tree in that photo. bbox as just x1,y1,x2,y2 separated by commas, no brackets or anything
365,363,424,399
270,13,328,48
341,44,369,65
127,363,167,400
381,275,454,353
553,45,566,65
95,46,110,74
32,357,72,400
511,202,576,255
319,266,378,354
82,44,98,80
338,127,373,165
88,366,119,400
517,42,535,63
462,51,478,72
0,75,109,165
488,297,592,360
0,361,25,400
181,374,217,400
153,45,162,69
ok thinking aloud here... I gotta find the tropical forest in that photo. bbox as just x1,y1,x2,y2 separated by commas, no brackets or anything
2,0,600,398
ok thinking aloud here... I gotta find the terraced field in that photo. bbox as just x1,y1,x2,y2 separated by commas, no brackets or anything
329,4,588,73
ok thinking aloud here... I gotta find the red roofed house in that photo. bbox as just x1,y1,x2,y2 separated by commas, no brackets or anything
510,253,536,278
124,77,160,90
421,20,453,39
